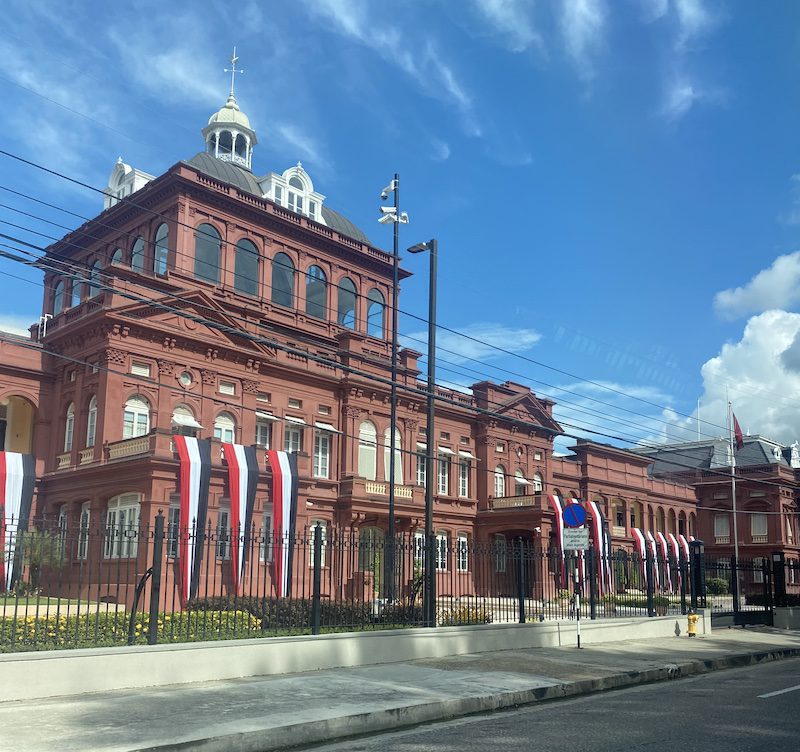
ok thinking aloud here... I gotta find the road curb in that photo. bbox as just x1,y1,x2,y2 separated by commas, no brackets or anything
135,647,800,752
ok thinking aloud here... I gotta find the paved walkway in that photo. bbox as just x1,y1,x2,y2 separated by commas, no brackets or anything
2,627,799,752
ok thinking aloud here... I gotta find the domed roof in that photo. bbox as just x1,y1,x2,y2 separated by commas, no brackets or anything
207,94,253,131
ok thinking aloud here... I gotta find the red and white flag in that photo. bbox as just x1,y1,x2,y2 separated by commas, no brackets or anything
267,450,299,598
732,411,745,450
548,494,566,583
222,443,260,594
0,452,36,592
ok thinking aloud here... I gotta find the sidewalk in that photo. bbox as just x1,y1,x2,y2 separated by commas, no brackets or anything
3,627,799,752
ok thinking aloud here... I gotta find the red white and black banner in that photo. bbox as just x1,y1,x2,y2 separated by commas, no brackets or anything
222,443,260,594
631,527,648,584
174,436,212,603
678,534,691,561
668,533,682,592
656,532,673,592
0,452,36,592
587,500,613,596
547,494,566,582
645,531,660,590
267,450,299,598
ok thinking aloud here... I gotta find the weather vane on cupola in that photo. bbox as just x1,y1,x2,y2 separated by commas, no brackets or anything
224,47,244,100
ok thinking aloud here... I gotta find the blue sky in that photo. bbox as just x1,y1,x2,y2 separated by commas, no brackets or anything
1,0,800,452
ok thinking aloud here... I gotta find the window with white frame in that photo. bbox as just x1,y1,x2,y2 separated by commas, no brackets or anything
383,426,403,485
219,381,235,396
123,396,150,439
532,473,543,493
494,465,506,497
514,469,528,496
714,513,730,540
260,508,273,563
459,459,469,498
216,505,231,560
130,361,151,378
64,402,75,452
308,520,327,567
416,451,427,487
413,531,424,565
77,502,90,560
435,532,448,571
104,493,141,559
86,395,97,447
172,404,201,437
753,556,765,584
284,425,303,453
167,502,180,559
313,430,331,478
457,533,469,572
787,514,795,542
255,415,273,447
57,505,68,558
495,534,507,573
437,452,450,495
213,412,236,443
358,421,377,480
751,513,768,540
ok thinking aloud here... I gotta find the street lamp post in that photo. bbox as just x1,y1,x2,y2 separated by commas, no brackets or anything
379,175,408,602
408,239,437,627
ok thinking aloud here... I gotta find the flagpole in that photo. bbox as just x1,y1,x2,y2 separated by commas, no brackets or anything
727,400,740,565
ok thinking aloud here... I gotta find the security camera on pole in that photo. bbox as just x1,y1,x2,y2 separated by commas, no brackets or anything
378,176,408,602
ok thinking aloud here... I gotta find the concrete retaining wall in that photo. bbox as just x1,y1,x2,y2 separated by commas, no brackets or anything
0,613,707,702
774,607,800,630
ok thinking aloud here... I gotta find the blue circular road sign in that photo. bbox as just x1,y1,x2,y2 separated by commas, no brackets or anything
562,503,587,528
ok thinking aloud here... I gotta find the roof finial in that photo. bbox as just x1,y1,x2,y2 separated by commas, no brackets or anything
224,47,244,100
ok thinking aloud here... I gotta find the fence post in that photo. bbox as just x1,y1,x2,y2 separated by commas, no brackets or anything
645,547,655,617
772,551,786,608
729,553,739,615
311,525,322,636
689,540,706,611
147,511,164,646
588,549,598,620
516,539,526,624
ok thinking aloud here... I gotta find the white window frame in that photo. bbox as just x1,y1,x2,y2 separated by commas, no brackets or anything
313,430,331,479
383,426,403,485
130,361,151,378
435,532,448,571
219,381,236,396
260,508,273,563
532,473,543,493
459,459,469,498
495,534,507,573
77,502,90,560
308,519,328,567
751,513,768,538
284,425,303,453
57,505,68,558
714,513,730,539
358,421,377,481
753,557,765,584
123,396,150,439
86,396,97,448
213,412,236,443
64,403,75,452
255,418,272,448
413,531,425,566
437,453,450,496
104,493,141,559
494,466,506,498
456,533,469,572
416,452,427,487
167,502,180,559
216,505,231,560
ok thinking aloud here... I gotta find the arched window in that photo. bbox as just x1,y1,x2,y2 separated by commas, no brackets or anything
357,421,377,481
532,472,543,493
289,176,303,190
105,493,141,559
494,465,506,498
234,238,259,296
131,236,145,272
337,277,356,329
213,412,236,443
88,261,102,298
305,265,327,319
171,404,201,437
514,470,528,496
52,280,65,315
367,288,384,338
153,223,169,276
68,279,80,308
272,252,295,307
64,402,75,452
383,425,403,484
86,395,97,448
111,247,123,265
123,396,150,439
194,223,221,283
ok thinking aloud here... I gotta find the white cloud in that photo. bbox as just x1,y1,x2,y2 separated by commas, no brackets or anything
666,311,800,445
470,0,545,53
662,76,702,120
559,0,607,84
403,323,541,365
713,252,800,320
0,314,37,337
674,0,714,47
431,139,451,162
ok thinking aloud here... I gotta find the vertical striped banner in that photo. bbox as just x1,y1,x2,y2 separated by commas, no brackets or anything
174,437,212,603
0,452,35,592
631,527,648,585
656,532,673,592
222,443,260,594
587,499,612,596
645,531,660,591
547,494,566,583
266,450,299,598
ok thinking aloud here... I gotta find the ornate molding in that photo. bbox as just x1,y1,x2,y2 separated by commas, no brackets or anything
102,347,127,366
157,359,175,376
242,379,259,395
344,406,362,419
200,369,216,386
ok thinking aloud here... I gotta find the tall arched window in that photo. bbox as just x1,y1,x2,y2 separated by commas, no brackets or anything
234,238,259,296
110,247,123,265
194,223,221,283
514,470,528,496
357,420,377,481
88,261,102,297
123,396,150,439
305,265,327,319
272,252,295,307
383,425,403,484
153,224,169,276
86,395,97,448
337,277,357,329
532,472,543,493
494,465,506,497
367,288,384,338
68,279,80,308
130,236,145,272
52,280,65,315
64,403,75,452
213,412,236,443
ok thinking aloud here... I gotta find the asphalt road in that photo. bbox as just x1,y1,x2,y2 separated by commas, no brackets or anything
305,657,800,752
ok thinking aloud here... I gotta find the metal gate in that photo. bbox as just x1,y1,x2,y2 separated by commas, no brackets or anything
705,555,773,627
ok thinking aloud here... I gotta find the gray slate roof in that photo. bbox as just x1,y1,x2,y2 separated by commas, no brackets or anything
183,152,372,245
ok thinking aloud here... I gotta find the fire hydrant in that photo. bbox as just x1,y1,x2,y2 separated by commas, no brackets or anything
687,610,699,637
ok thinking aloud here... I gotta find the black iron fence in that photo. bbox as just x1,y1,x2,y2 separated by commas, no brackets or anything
1,515,707,652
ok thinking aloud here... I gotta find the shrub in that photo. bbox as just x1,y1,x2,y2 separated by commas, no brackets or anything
706,577,729,595
438,605,493,627
374,603,424,626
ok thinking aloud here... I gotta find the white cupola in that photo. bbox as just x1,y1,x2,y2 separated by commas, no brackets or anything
201,48,257,170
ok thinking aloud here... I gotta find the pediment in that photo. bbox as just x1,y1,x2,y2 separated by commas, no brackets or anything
113,291,274,356
495,392,563,435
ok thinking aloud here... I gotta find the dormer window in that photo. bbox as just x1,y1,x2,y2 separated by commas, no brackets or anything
260,164,327,226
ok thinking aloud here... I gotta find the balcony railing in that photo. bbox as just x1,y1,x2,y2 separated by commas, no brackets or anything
714,535,730,545
56,453,71,470
751,534,768,544
107,435,151,460
340,477,415,502
490,494,543,510
78,448,95,465
611,525,627,537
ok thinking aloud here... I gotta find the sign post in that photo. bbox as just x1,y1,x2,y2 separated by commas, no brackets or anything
562,505,589,649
